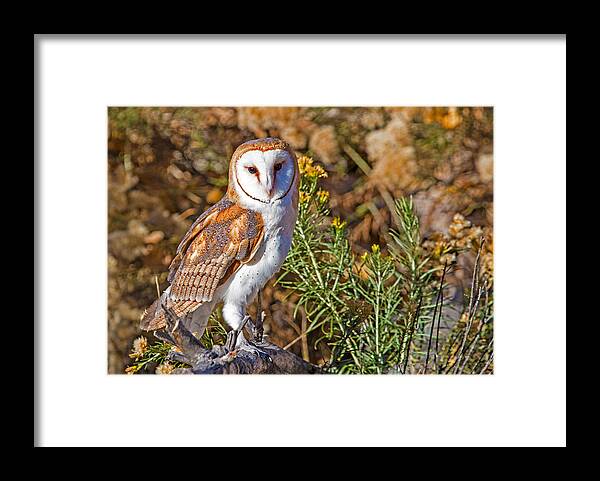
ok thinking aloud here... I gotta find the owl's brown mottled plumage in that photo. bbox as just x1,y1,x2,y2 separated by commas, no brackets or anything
140,197,264,330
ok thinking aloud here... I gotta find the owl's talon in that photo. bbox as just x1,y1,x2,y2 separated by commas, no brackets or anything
253,311,266,342
166,348,189,364
237,336,272,363
225,329,239,352
239,315,252,331
225,315,253,352
221,350,238,362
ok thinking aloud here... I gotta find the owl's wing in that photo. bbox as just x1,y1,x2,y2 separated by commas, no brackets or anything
140,198,264,331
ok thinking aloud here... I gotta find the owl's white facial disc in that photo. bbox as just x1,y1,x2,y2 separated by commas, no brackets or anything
235,149,295,204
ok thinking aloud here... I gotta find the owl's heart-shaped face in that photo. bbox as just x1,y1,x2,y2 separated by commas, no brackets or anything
234,149,296,204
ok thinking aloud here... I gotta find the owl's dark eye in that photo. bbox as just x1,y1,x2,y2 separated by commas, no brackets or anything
274,163,283,172
246,166,258,175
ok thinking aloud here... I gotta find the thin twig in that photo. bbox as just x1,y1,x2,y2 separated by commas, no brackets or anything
471,337,494,374
154,275,161,300
424,263,447,373
452,285,484,374
300,307,310,362
434,275,447,374
452,240,485,373
283,332,305,350
457,301,492,374
402,295,423,374
467,238,485,318
480,352,494,374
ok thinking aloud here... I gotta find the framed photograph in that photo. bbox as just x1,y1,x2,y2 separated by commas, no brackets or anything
108,106,494,377
35,34,566,447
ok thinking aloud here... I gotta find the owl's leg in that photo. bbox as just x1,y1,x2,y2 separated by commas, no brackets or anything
252,290,265,342
252,310,266,342
224,330,237,352
222,303,271,360
222,303,248,351
224,315,251,351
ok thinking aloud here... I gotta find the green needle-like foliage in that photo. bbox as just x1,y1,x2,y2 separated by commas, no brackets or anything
278,156,493,374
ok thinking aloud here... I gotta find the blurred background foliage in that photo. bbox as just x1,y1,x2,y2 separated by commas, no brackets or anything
108,107,493,374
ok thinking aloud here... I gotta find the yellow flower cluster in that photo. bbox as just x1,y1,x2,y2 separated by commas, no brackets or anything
299,191,311,205
298,155,328,179
331,216,347,230
422,233,452,266
316,189,330,204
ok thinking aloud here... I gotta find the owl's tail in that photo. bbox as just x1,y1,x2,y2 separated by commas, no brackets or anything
140,292,169,331
140,289,204,335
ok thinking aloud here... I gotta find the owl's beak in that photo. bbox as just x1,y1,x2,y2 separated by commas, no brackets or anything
264,176,275,199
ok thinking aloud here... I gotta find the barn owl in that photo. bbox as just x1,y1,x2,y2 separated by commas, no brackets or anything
140,138,299,353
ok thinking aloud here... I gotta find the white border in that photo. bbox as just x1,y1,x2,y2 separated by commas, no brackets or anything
37,36,566,447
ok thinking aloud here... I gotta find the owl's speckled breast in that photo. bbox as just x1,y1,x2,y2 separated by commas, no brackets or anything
220,197,297,318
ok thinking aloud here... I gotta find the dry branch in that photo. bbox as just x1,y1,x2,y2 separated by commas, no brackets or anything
157,304,322,375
